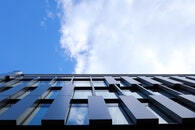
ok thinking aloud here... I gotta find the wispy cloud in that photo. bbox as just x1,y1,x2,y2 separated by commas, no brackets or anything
58,0,195,74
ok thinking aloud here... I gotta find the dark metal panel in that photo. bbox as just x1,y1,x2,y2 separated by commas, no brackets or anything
121,76,141,86
0,84,50,125
149,95,195,124
42,95,71,125
0,95,40,125
170,76,195,87
154,76,182,86
179,84,195,95
29,82,50,97
177,95,195,111
135,84,153,96
113,84,123,95
88,96,112,125
158,85,182,97
186,76,195,80
0,78,22,89
41,82,74,125
104,76,120,87
0,95,8,107
57,82,74,96
137,76,162,87
0,82,28,102
119,95,158,125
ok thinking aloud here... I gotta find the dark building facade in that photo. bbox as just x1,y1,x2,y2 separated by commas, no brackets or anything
0,71,194,129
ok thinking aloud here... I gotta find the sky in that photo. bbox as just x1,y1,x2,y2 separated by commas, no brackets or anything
0,0,195,74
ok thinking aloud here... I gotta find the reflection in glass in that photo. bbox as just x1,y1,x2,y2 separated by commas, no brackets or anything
74,81,90,87
122,90,143,99
73,90,92,99
117,80,127,87
55,81,66,87
92,81,106,87
108,104,129,125
95,90,117,99
26,104,49,125
67,104,88,125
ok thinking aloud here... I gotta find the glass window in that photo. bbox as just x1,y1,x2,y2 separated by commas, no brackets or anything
67,104,88,125
92,81,106,87
117,80,127,87
108,104,130,125
24,104,50,125
95,90,117,99
122,90,144,99
73,90,92,99
55,81,66,87
74,81,90,87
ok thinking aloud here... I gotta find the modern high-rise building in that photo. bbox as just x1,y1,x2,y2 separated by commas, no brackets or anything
0,71,194,129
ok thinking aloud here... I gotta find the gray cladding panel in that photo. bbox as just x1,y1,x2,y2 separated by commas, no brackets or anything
42,95,71,125
88,96,112,125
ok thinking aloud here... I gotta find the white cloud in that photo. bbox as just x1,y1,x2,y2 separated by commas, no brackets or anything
58,0,195,74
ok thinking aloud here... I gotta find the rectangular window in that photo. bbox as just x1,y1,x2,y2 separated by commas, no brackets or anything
117,80,127,87
107,103,130,125
55,81,66,87
74,81,91,87
92,81,106,87
73,90,92,99
95,90,117,99
67,104,88,125
122,90,144,99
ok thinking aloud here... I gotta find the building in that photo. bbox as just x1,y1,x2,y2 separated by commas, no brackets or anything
0,71,194,129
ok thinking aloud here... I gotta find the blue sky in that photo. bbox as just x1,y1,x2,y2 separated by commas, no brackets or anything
0,0,75,74
1,0,195,74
